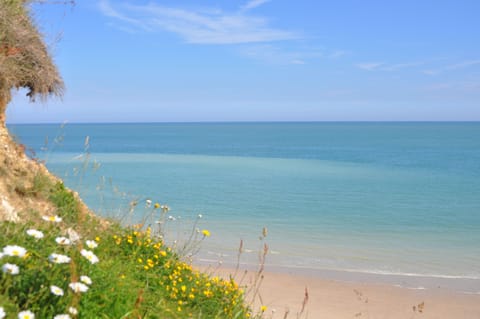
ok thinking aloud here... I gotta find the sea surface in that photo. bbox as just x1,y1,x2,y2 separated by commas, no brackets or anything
7,122,480,293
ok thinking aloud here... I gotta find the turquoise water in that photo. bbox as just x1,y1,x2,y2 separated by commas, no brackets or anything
8,122,480,291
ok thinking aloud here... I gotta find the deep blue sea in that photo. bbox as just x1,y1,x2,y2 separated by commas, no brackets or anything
7,122,480,292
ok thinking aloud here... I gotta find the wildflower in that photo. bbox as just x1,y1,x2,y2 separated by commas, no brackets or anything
17,310,35,319
146,199,152,208
26,229,44,239
67,307,78,316
49,253,71,264
3,245,27,258
0,307,5,319
154,202,160,209
201,229,211,237
85,240,98,249
260,305,268,312
55,237,72,246
2,263,19,275
168,215,176,221
69,282,89,293
53,315,71,319
80,275,92,285
161,205,170,212
80,249,99,264
198,214,203,219
50,285,64,296
42,215,62,223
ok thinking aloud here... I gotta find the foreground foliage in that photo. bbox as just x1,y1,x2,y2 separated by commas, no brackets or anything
0,180,253,319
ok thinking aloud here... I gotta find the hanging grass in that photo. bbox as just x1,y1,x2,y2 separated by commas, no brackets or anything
0,0,64,118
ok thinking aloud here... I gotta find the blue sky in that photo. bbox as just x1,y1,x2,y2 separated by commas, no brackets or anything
7,0,480,123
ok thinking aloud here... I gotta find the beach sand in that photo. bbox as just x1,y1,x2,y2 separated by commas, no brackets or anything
202,266,480,319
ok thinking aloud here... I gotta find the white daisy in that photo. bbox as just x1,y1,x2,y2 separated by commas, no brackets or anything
80,249,99,264
42,215,62,223
50,285,64,296
0,306,6,319
80,275,92,285
55,237,72,246
68,307,78,315
17,310,35,319
3,245,27,258
26,229,44,239
53,315,71,319
68,282,89,293
85,240,98,249
2,263,20,275
48,253,71,264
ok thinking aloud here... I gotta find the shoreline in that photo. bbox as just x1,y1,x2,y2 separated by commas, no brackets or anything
195,257,480,295
197,263,480,318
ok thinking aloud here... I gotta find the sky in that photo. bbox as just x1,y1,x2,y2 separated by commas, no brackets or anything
6,0,480,123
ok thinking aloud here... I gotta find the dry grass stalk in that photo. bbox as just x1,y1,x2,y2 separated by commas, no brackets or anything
0,0,64,122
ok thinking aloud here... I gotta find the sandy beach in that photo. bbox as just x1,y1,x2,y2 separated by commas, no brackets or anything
203,265,480,319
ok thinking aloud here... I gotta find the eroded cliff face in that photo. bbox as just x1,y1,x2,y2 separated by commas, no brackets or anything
0,101,94,224
0,113,57,222
0,94,8,126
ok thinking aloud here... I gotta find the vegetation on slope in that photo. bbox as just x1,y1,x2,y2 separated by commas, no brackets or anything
0,171,254,318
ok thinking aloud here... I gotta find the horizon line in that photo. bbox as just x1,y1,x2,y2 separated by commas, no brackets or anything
6,120,480,125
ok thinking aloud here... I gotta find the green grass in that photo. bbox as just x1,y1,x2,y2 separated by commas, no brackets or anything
0,176,257,319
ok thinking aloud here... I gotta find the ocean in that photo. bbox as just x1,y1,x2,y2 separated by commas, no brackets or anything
7,122,480,293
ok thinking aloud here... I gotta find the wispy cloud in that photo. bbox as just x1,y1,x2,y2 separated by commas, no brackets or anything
355,62,384,71
98,0,297,44
98,0,150,31
445,60,480,70
241,0,271,11
356,61,423,72
425,81,480,92
423,59,480,75
239,44,334,64
329,50,347,59
381,62,424,71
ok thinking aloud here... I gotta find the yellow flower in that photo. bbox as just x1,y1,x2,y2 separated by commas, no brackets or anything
260,305,267,312
154,203,160,209
201,229,211,237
